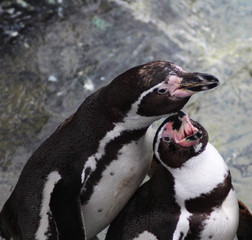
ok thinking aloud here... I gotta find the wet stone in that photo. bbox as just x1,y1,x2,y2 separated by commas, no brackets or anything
0,3,252,240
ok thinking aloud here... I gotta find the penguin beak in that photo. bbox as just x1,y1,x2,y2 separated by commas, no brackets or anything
158,72,219,98
162,113,202,147
179,72,219,93
175,114,202,147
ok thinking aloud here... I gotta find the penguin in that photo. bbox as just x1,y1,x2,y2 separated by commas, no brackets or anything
105,111,239,240
0,61,219,240
237,200,252,240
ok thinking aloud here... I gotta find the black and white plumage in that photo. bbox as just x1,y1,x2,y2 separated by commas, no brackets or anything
106,111,239,240
0,62,219,240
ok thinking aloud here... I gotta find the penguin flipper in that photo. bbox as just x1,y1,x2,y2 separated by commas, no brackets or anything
49,180,85,240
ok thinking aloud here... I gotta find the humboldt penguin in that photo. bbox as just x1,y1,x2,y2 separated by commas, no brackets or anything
0,62,219,240
106,111,239,240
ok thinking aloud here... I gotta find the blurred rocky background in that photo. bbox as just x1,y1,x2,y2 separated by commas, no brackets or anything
0,0,252,237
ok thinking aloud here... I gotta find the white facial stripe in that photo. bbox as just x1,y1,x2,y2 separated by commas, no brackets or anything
154,124,165,162
36,171,61,240
132,231,158,240
127,82,163,118
153,118,178,170
81,82,171,184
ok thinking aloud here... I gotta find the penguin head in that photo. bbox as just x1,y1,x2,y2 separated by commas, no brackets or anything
106,61,219,120
153,111,208,168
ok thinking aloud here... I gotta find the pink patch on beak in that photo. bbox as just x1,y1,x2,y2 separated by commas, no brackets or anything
171,89,194,98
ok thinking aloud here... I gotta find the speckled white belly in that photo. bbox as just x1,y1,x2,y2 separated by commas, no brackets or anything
82,133,153,239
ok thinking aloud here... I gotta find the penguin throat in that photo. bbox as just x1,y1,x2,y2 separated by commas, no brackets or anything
162,115,200,147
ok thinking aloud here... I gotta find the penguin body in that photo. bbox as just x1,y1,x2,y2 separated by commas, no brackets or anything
0,62,219,240
106,111,239,240
81,127,154,238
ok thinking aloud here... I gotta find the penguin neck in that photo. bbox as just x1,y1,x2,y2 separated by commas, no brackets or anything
151,165,177,197
162,143,229,204
98,86,164,130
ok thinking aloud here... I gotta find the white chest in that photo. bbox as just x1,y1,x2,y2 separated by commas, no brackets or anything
172,189,239,240
170,143,239,240
82,134,153,239
170,143,230,201
200,189,239,240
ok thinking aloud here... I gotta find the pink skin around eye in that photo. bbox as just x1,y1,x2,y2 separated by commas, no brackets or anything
162,122,173,139
157,76,181,95
167,76,192,98
172,66,196,97
158,75,194,98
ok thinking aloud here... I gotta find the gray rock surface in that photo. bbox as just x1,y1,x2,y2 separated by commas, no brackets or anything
1,0,252,238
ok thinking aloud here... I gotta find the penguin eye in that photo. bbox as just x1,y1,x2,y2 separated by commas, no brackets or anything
157,88,168,94
163,137,171,143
